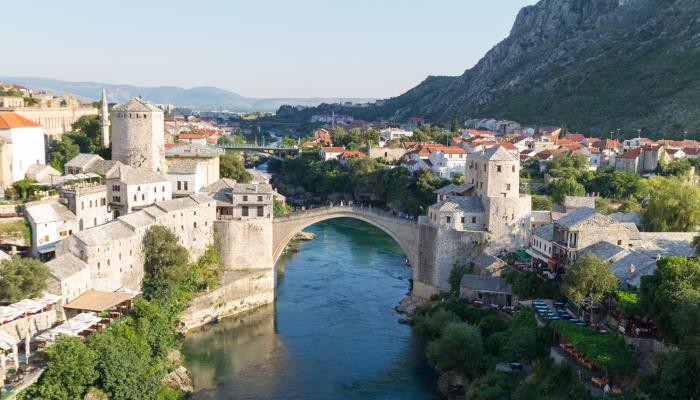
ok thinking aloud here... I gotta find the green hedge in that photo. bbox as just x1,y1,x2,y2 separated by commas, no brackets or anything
552,321,636,373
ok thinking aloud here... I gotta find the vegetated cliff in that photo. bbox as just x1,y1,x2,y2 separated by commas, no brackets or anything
295,0,700,137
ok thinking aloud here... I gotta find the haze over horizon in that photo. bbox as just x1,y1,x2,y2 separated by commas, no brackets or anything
4,0,536,99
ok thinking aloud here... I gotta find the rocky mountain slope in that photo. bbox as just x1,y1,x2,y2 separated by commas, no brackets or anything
313,0,700,137
0,77,375,112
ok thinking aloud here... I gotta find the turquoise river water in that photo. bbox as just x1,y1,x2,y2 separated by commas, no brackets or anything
181,218,442,400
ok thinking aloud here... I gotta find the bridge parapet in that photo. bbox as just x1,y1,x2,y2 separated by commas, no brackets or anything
274,205,417,227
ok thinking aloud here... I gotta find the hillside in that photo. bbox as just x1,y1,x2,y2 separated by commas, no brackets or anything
290,0,700,137
0,77,375,112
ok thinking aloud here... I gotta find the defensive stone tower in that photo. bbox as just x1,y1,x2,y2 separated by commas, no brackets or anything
111,98,166,172
466,146,531,250
100,89,110,148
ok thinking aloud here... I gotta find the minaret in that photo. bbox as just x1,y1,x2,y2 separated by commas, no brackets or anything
100,88,110,148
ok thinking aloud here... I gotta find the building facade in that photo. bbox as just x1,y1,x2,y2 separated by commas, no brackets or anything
111,98,166,173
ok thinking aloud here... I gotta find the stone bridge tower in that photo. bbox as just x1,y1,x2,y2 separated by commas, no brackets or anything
111,98,166,173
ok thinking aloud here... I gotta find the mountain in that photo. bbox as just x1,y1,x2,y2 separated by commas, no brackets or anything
0,77,376,112
294,0,700,137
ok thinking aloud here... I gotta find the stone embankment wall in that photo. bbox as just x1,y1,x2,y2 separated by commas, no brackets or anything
178,269,274,332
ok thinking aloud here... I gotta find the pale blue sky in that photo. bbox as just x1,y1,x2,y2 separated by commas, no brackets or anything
6,0,536,98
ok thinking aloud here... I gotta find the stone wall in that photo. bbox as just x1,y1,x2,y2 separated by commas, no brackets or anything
112,108,166,172
215,218,273,271
178,269,275,332
484,195,532,252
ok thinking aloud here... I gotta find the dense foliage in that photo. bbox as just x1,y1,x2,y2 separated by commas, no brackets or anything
23,226,221,399
562,253,618,306
551,321,636,373
0,257,50,301
639,256,700,344
641,176,700,232
269,154,451,216
412,297,588,398
49,115,111,172
219,152,252,183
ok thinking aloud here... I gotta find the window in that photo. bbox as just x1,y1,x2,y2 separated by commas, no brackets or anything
242,206,249,216
137,186,141,191
483,164,487,171
506,184,511,190
258,196,263,202
112,185,120,192
113,196,121,202
243,195,248,201
101,198,106,206
497,165,502,172
81,202,84,210
461,217,465,223
257,206,264,217
177,181,181,191
162,186,165,192
141,194,145,201
89,200,93,208
617,240,622,245
512,165,516,173
184,181,188,191
154,187,157,193
194,222,197,228
471,217,476,223
446,216,451,223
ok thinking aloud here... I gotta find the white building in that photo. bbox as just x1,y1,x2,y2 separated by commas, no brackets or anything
106,165,172,217
0,112,47,187
319,147,345,161
25,200,77,261
167,160,205,197
428,147,467,179
59,182,112,231
380,128,413,142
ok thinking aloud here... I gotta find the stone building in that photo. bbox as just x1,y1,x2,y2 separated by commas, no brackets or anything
111,98,166,173
459,275,516,307
25,199,77,260
106,164,172,217
0,94,97,140
58,181,112,231
165,143,222,188
64,153,121,176
56,195,216,290
46,253,92,318
202,179,274,271
419,145,532,294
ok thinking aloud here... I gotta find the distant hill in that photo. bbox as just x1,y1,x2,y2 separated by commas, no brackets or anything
0,77,376,112
280,0,700,138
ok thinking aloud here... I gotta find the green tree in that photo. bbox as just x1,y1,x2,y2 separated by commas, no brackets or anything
273,198,292,216
448,264,471,295
49,137,81,173
639,256,700,343
639,349,700,400
426,322,483,377
20,336,98,400
220,152,252,183
141,226,189,301
549,177,586,203
89,324,162,400
641,176,700,232
279,136,297,146
0,257,50,301
562,253,618,309
665,157,692,177
413,308,459,340
531,194,553,211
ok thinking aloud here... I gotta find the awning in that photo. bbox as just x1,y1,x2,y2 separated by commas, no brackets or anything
10,299,45,314
64,290,133,312
35,313,103,343
0,306,23,323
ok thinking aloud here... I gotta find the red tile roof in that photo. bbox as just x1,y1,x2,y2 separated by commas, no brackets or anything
321,146,345,153
439,147,467,154
0,112,41,129
617,147,643,159
178,133,204,139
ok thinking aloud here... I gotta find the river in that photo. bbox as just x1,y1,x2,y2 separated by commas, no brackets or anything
181,218,441,400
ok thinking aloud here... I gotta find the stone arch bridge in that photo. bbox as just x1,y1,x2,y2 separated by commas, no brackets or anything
272,206,420,277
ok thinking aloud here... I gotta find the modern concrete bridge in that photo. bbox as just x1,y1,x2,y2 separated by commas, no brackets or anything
217,143,301,157
272,205,420,273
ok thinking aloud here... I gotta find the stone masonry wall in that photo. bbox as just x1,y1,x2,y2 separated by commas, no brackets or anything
216,218,273,271
178,269,275,332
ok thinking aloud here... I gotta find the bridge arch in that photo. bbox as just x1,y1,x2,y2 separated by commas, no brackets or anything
272,207,420,275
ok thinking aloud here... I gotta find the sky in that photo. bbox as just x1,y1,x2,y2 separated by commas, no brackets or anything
5,0,537,99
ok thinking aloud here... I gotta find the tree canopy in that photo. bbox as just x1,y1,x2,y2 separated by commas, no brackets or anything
641,176,700,232
562,253,618,306
220,152,252,183
0,257,50,301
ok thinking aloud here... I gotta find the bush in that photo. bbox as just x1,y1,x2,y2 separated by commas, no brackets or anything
532,194,553,211
426,322,483,376
551,321,636,373
413,308,459,340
